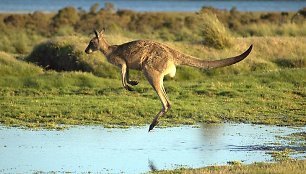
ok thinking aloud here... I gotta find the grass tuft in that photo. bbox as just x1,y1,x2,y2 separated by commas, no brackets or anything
200,13,232,49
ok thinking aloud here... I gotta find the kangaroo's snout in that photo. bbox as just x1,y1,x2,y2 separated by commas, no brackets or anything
85,47,92,54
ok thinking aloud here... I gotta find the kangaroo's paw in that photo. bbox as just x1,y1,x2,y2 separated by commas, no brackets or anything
128,80,139,86
148,119,159,132
124,85,134,91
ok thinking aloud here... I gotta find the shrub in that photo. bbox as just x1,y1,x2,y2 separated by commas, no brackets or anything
260,13,282,23
89,3,100,14
27,11,52,35
200,6,221,14
291,7,306,24
298,7,306,17
26,36,118,78
200,13,232,49
0,27,45,54
273,58,306,68
103,2,116,13
51,7,80,28
3,14,26,28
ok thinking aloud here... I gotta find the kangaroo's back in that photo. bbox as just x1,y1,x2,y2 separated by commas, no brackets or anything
111,40,176,71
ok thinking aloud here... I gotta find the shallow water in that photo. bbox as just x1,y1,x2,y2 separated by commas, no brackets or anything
0,123,305,173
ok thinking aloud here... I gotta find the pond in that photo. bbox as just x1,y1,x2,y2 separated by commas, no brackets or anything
0,123,305,173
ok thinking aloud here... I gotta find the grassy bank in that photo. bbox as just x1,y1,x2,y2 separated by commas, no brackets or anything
154,160,306,174
1,68,305,129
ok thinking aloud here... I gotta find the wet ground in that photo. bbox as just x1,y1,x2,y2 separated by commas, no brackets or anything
0,123,305,173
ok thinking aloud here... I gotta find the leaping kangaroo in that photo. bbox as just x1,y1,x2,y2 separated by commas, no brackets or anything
85,29,253,131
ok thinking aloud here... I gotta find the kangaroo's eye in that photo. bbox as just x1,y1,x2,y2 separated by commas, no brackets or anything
90,40,98,46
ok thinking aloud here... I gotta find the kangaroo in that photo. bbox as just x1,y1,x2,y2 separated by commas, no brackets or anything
85,29,253,131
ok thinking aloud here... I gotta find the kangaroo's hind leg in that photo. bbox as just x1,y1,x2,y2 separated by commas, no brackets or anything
143,66,171,131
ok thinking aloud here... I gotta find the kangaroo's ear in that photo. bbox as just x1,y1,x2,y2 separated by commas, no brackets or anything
100,28,106,35
94,29,100,39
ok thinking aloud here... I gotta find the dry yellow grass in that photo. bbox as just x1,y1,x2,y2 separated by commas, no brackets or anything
155,160,306,174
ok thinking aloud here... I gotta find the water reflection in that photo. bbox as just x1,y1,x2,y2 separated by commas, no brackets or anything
201,123,225,141
0,123,305,173
148,159,157,172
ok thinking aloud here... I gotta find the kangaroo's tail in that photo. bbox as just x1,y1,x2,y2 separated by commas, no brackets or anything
177,45,253,69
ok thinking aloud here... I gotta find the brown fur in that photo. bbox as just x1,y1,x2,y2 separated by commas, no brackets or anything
85,30,253,131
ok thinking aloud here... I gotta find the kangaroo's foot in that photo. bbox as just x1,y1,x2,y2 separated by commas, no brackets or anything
148,119,159,132
128,80,139,86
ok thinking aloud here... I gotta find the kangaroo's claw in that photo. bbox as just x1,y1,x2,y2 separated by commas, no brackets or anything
128,80,139,86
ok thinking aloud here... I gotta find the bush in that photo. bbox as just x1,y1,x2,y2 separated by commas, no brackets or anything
89,3,100,14
103,2,116,13
3,14,26,28
27,11,52,35
200,13,232,49
0,27,44,54
273,58,306,68
26,36,118,78
51,7,80,28
260,13,282,23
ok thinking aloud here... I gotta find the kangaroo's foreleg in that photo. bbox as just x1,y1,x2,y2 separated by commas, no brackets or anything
120,63,134,91
143,67,171,131
125,68,139,86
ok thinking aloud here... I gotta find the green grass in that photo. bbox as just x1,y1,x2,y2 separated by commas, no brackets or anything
0,67,305,129
0,51,43,76
153,160,306,174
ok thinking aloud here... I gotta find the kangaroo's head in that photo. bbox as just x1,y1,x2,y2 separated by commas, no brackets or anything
85,29,105,54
